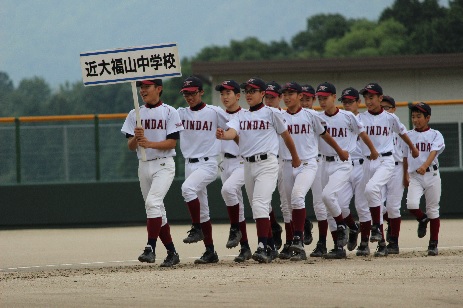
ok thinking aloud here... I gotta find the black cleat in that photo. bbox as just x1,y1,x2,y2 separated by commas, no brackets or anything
266,247,279,261
418,217,430,238
290,250,307,261
194,249,219,264
226,227,242,249
356,241,370,256
234,247,252,262
370,224,382,242
427,240,438,256
374,240,388,257
271,223,283,250
304,219,314,245
336,225,348,248
347,223,360,251
183,225,204,244
289,236,304,253
138,245,156,263
252,247,271,263
386,241,399,254
278,244,292,260
310,241,327,257
323,246,347,259
160,251,180,267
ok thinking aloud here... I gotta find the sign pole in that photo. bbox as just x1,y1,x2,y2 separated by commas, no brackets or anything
131,81,147,161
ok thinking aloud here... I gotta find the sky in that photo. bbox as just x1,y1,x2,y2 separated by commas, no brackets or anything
1,0,401,88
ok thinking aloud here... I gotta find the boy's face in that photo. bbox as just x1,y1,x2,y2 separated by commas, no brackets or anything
363,93,383,112
300,95,315,109
283,91,302,111
264,93,281,108
317,94,336,111
139,84,162,105
412,111,430,130
380,101,396,114
220,90,240,110
182,89,204,108
243,86,264,107
342,98,360,114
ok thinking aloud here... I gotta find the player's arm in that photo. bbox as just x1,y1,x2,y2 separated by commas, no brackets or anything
280,130,301,168
133,127,178,150
399,133,419,158
403,157,409,187
320,132,349,161
416,150,438,175
233,134,240,145
216,127,237,140
359,131,379,160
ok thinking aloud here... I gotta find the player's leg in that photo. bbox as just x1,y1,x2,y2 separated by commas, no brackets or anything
137,159,175,263
424,172,442,256
406,173,428,238
385,163,404,254
158,201,180,267
278,160,295,259
310,161,328,257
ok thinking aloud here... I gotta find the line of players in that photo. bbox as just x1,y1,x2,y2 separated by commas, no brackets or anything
125,76,444,266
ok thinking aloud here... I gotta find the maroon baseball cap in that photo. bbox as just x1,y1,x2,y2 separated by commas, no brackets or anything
359,83,383,95
281,81,302,93
338,87,359,101
240,77,266,91
180,76,203,92
301,84,315,97
215,80,240,93
316,82,336,96
265,81,282,97
382,95,396,107
409,102,431,115
136,79,163,87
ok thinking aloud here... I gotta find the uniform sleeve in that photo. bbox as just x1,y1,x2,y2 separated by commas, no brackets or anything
311,111,327,135
213,106,229,129
272,109,288,135
349,112,365,135
432,130,445,155
391,113,407,135
226,117,240,134
121,110,136,136
166,107,184,135
402,130,412,158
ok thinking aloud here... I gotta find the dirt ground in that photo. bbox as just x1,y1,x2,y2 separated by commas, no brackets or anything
1,220,462,307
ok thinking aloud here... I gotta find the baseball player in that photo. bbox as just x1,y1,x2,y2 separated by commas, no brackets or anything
216,77,301,264
379,95,407,254
279,82,347,261
316,82,379,259
404,102,445,256
339,87,372,252
263,81,287,252
215,79,252,262
300,84,316,245
357,82,419,257
121,79,183,267
178,76,229,264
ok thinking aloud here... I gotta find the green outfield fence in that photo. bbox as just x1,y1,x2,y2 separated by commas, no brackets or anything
0,100,462,185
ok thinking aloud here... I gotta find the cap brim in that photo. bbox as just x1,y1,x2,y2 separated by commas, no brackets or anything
316,92,332,97
265,91,280,97
360,89,381,95
240,83,260,89
409,105,430,115
215,84,236,91
339,95,358,101
180,87,200,92
302,92,315,97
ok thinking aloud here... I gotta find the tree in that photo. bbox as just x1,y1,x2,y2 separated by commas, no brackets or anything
8,77,51,116
325,19,407,57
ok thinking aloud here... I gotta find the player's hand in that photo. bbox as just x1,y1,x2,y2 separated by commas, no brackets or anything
137,136,150,148
134,127,144,138
338,150,349,161
403,173,410,187
411,147,419,158
216,128,224,139
292,157,301,168
416,165,426,175
368,149,379,160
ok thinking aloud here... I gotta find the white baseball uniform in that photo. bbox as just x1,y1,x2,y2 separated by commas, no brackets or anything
280,108,325,212
220,107,246,223
404,128,445,219
178,103,228,223
121,103,184,223
357,110,407,216
226,104,287,219
318,108,363,219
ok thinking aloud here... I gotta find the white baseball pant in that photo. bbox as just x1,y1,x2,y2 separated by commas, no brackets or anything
138,157,175,226
220,157,245,222
312,157,337,232
406,170,441,219
282,158,318,210
383,162,405,218
321,158,353,219
182,157,218,223
278,158,291,223
244,154,278,219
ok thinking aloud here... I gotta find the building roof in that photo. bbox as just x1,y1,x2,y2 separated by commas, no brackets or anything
192,53,463,75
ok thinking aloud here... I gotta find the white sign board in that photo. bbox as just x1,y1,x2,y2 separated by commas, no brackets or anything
80,43,181,86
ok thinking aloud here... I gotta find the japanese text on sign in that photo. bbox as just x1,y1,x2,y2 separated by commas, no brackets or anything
80,43,181,86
